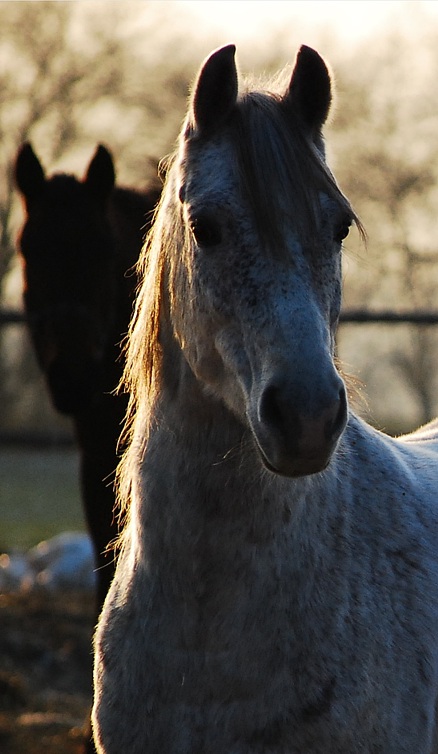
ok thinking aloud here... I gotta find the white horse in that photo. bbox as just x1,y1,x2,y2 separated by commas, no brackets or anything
93,44,438,753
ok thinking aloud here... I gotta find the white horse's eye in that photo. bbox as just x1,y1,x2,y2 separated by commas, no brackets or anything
190,214,222,248
334,218,351,244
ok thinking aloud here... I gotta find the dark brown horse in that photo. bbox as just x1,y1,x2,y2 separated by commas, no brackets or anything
15,142,160,605
15,143,159,750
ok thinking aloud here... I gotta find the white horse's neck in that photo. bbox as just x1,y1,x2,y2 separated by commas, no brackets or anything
127,324,437,623
129,349,353,605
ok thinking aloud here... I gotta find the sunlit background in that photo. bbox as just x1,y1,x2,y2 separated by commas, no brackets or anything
180,0,417,44
2,0,438,547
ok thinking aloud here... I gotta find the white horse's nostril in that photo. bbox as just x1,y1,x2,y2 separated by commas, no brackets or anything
253,376,348,477
323,386,348,444
258,383,297,436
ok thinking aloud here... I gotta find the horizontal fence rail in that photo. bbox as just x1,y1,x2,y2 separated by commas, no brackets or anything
339,310,438,325
3,309,438,327
0,309,26,325
2,308,438,447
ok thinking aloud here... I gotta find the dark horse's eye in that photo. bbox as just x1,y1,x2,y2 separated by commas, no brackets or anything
190,214,222,248
334,218,352,245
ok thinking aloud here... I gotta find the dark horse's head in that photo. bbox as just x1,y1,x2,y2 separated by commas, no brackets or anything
15,143,119,415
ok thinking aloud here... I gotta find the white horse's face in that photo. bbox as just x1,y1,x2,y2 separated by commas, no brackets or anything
170,45,355,478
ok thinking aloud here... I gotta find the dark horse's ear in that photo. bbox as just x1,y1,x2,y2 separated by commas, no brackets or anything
283,45,332,140
84,144,115,206
188,44,238,136
15,143,46,210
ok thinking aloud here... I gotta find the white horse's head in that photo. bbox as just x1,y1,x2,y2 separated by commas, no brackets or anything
139,45,361,478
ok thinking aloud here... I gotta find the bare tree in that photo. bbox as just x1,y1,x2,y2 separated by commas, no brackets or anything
3,2,438,432
0,1,207,432
0,1,209,292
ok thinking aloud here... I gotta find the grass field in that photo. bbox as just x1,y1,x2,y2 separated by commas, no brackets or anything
0,446,86,551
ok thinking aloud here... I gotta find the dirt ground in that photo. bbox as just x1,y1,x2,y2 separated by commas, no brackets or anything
0,589,96,754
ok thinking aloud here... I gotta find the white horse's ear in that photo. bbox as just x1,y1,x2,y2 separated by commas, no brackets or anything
283,46,332,136
189,44,238,135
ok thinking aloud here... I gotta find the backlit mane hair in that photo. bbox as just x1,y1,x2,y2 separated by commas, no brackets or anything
115,80,363,525
115,178,178,521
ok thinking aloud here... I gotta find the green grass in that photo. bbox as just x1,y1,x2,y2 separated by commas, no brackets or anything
0,447,86,551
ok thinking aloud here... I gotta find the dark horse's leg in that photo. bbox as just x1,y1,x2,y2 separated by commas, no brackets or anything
80,448,118,611
75,396,123,607
75,394,125,753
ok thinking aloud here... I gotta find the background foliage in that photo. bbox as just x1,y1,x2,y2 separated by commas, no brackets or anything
2,1,438,436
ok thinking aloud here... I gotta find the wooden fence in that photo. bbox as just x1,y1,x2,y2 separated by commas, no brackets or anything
2,307,438,446
3,308,438,327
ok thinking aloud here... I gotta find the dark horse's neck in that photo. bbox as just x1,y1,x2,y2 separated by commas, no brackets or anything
77,184,159,607
110,185,160,333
